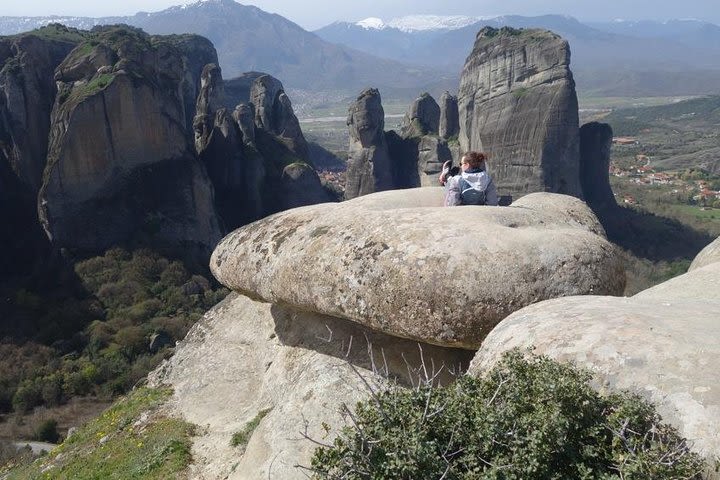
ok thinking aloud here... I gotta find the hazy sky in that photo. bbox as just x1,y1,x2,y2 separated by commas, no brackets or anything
1,0,718,30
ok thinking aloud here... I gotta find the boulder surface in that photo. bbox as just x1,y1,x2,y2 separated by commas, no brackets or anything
150,292,472,479
211,188,624,349
690,236,720,271
470,260,720,469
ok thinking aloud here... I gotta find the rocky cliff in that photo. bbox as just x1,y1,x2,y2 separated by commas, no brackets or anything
579,122,616,209
38,26,222,258
0,25,84,276
344,88,393,199
439,91,459,139
400,92,440,138
458,27,581,198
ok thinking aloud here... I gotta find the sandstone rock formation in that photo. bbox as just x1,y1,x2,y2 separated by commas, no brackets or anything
249,74,308,160
211,188,624,349
193,64,263,230
38,26,222,257
415,136,454,187
439,91,459,139
458,27,581,199
150,292,472,479
233,103,255,145
0,26,82,275
400,92,440,138
279,163,333,209
345,88,393,199
471,248,720,471
580,122,616,208
690,236,720,271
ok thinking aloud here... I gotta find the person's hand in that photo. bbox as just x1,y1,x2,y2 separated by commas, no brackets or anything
439,160,452,185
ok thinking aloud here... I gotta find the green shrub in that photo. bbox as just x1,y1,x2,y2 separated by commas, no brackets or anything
34,419,60,444
310,350,706,479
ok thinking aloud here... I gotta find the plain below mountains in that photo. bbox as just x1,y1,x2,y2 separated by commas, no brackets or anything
0,0,452,93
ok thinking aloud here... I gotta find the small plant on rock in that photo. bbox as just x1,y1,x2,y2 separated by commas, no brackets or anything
310,349,706,479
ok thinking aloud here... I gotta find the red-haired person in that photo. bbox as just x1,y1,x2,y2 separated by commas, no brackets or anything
439,151,498,206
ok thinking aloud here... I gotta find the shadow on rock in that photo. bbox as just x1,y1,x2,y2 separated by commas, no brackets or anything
270,303,474,387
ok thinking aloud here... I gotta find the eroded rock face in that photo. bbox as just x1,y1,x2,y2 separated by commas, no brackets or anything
345,88,393,199
470,261,720,470
690,236,720,271
39,26,221,258
249,74,308,160
416,136,455,187
439,91,459,140
0,28,80,275
150,292,472,479
458,27,581,198
400,92,440,138
279,163,333,210
580,122,615,208
211,189,624,349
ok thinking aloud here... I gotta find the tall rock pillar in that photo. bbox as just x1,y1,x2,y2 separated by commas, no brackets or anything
439,91,459,140
458,27,581,199
345,88,393,200
580,122,616,209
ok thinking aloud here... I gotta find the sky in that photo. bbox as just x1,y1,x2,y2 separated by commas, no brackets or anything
0,0,718,30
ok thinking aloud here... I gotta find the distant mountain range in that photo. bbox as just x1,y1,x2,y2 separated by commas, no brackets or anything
1,2,719,97
316,15,720,96
0,0,453,92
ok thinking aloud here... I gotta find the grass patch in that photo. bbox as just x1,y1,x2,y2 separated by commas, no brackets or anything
64,73,116,106
3,387,194,479
230,408,272,451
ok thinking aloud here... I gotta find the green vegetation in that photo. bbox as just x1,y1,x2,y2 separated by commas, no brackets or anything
512,86,529,99
34,419,60,444
310,350,706,479
24,24,87,44
63,73,116,106
4,388,194,479
0,248,227,419
230,408,273,451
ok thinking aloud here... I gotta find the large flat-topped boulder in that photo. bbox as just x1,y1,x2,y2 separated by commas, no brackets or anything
690,236,720,271
470,262,720,470
458,27,581,198
211,189,624,349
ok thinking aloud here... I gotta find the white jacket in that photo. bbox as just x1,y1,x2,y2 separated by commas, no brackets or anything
444,169,498,206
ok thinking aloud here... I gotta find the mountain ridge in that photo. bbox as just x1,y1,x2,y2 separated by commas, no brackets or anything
0,0,449,91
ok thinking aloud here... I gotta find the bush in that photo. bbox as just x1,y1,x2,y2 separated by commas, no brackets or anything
310,350,706,479
34,418,60,444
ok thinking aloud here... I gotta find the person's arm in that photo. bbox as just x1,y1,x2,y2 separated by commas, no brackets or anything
439,160,452,186
445,176,461,206
485,177,499,206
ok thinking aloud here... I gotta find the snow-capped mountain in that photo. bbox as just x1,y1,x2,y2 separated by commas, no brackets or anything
352,14,486,32
387,15,485,32
0,0,452,92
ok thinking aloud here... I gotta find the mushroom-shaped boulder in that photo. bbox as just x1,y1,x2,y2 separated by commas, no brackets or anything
211,188,624,349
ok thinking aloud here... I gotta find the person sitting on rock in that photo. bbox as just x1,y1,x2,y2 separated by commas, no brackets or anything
439,151,498,206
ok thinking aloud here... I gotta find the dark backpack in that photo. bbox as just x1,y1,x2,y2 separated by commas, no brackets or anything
459,176,487,205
